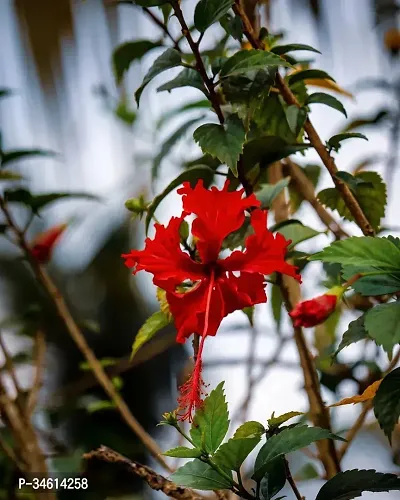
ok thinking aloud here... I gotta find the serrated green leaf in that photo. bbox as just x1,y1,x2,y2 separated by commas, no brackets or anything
221,50,291,78
271,43,321,55
157,68,208,96
254,93,296,142
233,421,265,439
112,40,162,85
194,0,234,32
221,68,277,106
190,382,229,454
152,116,205,180
341,265,400,296
374,367,400,443
145,166,215,234
193,114,245,176
288,69,335,86
213,436,260,471
365,302,400,355
334,315,369,357
131,311,171,359
253,425,345,481
306,92,347,117
310,236,400,269
135,48,182,105
327,133,368,152
157,99,211,129
170,459,233,490
163,447,202,459
1,149,57,167
273,220,322,249
268,411,303,429
315,469,400,500
255,178,290,208
260,458,287,500
242,136,309,170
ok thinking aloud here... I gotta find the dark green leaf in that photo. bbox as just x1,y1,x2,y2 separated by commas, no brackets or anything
131,311,171,359
221,68,277,105
259,458,287,500
274,220,322,249
253,425,345,481
271,284,283,331
152,116,205,179
268,411,303,429
374,367,400,443
221,50,291,78
133,0,169,6
342,110,389,133
306,92,347,117
194,0,234,32
222,217,252,250
309,236,400,269
233,421,265,439
163,447,202,459
1,149,57,167
220,13,243,41
112,40,162,84
242,306,254,326
157,68,208,96
242,136,309,170
190,382,229,454
285,105,307,136
157,99,211,129
327,133,368,152
170,459,233,490
341,265,400,296
4,189,98,213
254,93,296,142
365,302,400,355
335,171,369,192
334,315,369,357
193,114,245,176
135,48,182,105
213,436,260,470
318,172,386,231
315,469,400,500
271,43,321,55
255,178,290,208
158,3,172,23
145,166,215,233
288,69,335,86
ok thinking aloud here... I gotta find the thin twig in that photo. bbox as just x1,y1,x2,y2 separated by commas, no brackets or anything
142,7,181,50
232,0,375,237
0,331,23,407
284,458,304,500
83,446,204,500
26,329,46,416
0,196,172,473
0,431,25,472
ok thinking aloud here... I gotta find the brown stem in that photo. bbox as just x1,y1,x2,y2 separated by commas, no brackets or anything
233,0,375,237
0,196,172,473
83,446,204,500
26,329,46,416
284,458,304,500
142,7,180,50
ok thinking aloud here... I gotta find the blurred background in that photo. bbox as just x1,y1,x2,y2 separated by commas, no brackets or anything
0,0,400,498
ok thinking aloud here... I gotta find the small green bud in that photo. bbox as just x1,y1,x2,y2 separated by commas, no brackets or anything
158,410,179,427
125,194,149,219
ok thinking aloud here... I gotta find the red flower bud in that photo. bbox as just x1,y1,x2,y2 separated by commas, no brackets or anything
30,224,67,263
289,286,344,328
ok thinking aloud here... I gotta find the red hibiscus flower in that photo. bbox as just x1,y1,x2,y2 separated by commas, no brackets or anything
30,223,68,263
122,180,301,421
289,286,345,328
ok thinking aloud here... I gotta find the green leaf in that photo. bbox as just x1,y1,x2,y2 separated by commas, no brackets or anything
252,425,345,481
335,171,370,192
309,236,400,269
221,50,291,78
135,48,182,105
288,69,335,86
273,220,322,249
365,302,400,355
306,92,347,117
327,133,368,152
158,3,172,23
1,149,57,167
374,367,400,443
242,136,309,170
255,178,290,208
259,458,287,500
242,306,254,326
112,40,161,85
86,400,116,413
341,265,400,296
170,459,233,490
221,68,277,105
4,189,98,213
193,114,245,176
233,421,265,439
157,99,211,129
271,43,321,55
114,99,137,126
157,68,208,96
145,166,215,234
0,170,24,181
131,311,171,359
253,93,297,142
163,447,202,459
342,110,389,133
289,163,321,212
285,105,307,136
271,284,283,331
194,0,234,32
315,469,400,500
220,13,243,41
213,436,260,471
334,315,369,357
152,116,205,179
190,382,229,454
267,411,303,429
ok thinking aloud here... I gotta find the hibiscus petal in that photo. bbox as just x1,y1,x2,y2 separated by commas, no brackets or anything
177,180,260,263
122,215,205,291
220,209,301,282
219,272,267,315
